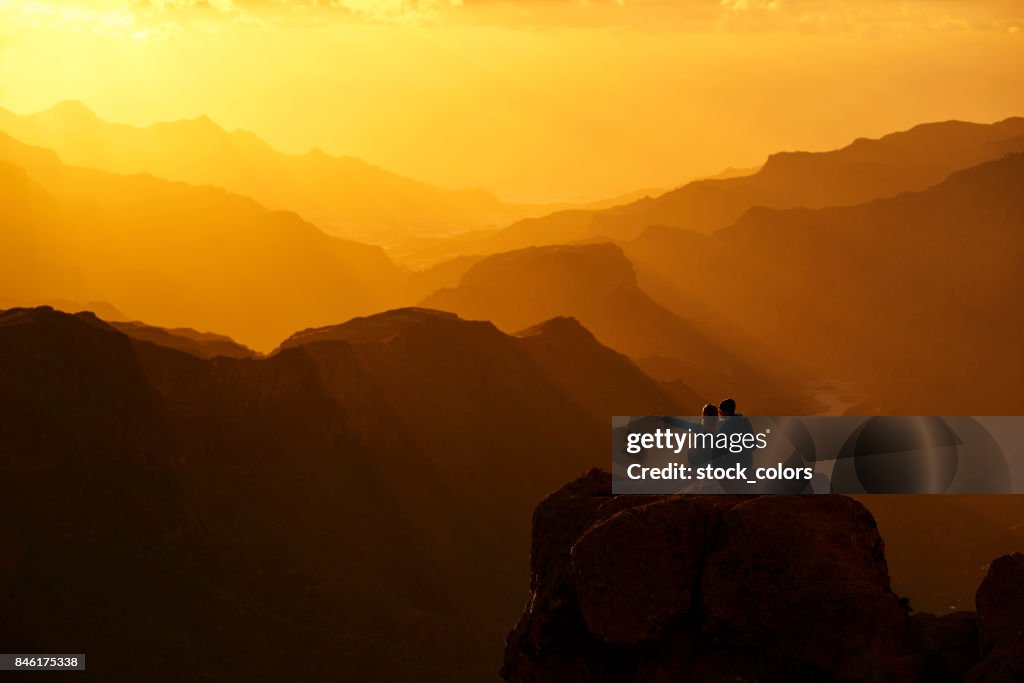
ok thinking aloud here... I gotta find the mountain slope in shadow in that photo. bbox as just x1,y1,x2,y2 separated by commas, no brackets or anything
623,152,1024,414
419,243,814,413
110,320,257,359
485,117,1024,252
516,316,702,418
277,307,684,472
0,305,684,681
0,132,407,351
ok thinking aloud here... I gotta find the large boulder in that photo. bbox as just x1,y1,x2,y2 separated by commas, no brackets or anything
500,469,645,683
911,611,980,681
975,553,1024,652
966,644,1024,683
966,553,1024,682
700,495,920,680
569,496,707,644
503,472,924,682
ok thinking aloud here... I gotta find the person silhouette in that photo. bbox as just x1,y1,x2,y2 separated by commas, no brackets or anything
718,398,754,471
685,403,720,468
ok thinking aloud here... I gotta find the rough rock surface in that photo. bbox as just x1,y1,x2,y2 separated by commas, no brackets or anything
701,495,918,680
975,553,1024,652
967,553,1024,682
503,471,1024,683
571,496,708,644
911,611,980,681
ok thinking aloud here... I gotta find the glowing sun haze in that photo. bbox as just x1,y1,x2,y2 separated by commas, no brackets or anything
1,0,1022,201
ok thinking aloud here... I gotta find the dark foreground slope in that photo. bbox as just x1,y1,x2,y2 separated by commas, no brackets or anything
0,306,682,681
504,470,1024,683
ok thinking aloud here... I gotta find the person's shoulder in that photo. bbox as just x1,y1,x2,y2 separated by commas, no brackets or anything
724,414,753,431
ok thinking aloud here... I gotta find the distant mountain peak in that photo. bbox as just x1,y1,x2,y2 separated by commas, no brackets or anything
340,306,464,329
140,113,229,141
44,100,99,121
36,100,101,126
701,164,762,181
351,307,460,322
111,320,256,359
458,242,638,294
938,149,1024,188
516,316,593,341
755,118,1024,177
181,114,224,133
0,306,114,335
275,307,487,352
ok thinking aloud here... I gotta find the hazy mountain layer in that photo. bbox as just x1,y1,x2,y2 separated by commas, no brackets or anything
623,152,1024,413
0,132,408,351
0,102,664,250
0,102,507,244
484,117,1024,253
420,242,814,413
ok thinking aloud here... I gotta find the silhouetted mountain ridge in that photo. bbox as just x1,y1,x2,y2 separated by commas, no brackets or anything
277,307,472,350
111,320,256,359
0,305,687,680
482,117,1024,253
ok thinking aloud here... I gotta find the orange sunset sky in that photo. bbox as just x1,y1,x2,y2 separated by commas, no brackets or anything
1,0,1022,202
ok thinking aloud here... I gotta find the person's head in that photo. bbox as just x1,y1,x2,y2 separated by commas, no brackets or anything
701,403,719,429
719,398,737,416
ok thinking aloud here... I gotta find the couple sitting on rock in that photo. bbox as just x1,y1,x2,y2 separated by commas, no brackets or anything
664,398,755,471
